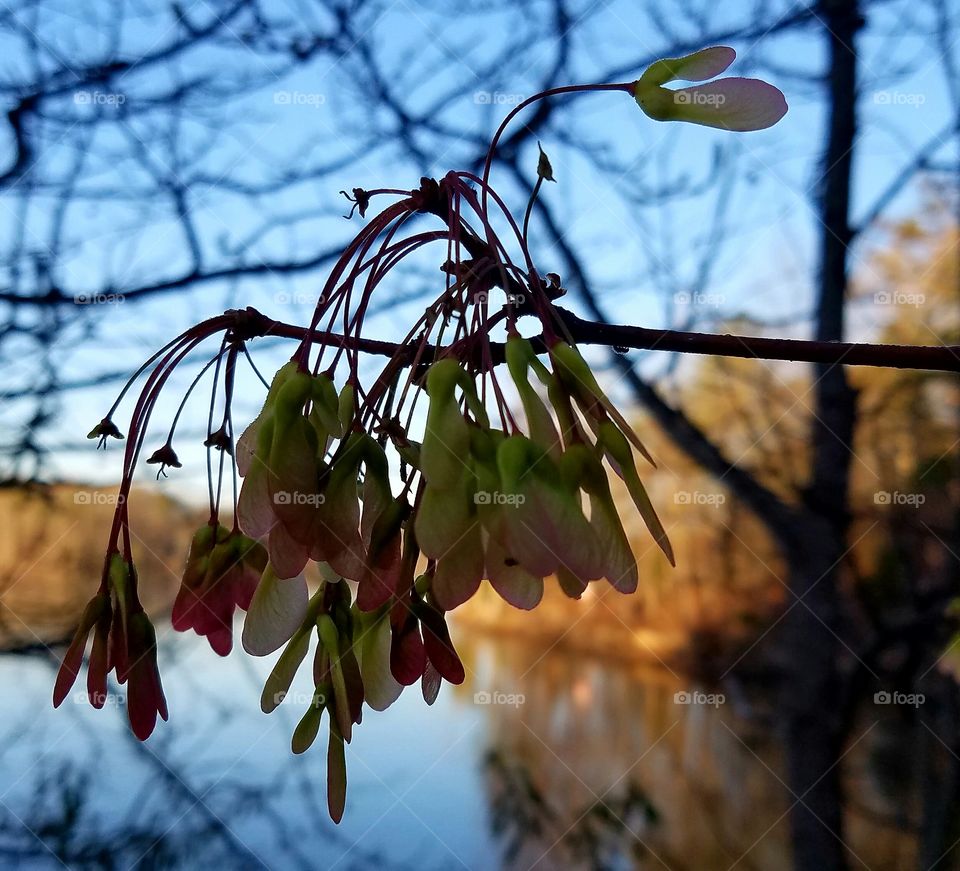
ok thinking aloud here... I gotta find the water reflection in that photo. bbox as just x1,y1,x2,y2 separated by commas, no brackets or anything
0,625,926,869
457,636,795,870
457,633,924,870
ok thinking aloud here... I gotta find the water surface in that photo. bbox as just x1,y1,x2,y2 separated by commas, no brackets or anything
0,624,920,869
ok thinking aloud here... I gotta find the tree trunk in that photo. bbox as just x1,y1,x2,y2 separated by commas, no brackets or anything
779,2,864,868
780,522,850,871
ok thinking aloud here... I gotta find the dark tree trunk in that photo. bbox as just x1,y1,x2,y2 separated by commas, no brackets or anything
779,2,864,868
780,523,850,871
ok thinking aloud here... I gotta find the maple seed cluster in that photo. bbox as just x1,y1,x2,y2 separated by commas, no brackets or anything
53,47,786,823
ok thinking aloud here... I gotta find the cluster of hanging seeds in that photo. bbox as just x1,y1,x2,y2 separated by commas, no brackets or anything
53,47,787,821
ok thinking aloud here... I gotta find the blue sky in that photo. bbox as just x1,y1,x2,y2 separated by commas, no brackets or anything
0,0,956,497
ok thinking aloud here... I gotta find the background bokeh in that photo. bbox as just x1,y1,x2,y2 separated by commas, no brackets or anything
0,1,957,868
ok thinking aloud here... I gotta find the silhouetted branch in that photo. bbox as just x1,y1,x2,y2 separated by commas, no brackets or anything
238,306,960,372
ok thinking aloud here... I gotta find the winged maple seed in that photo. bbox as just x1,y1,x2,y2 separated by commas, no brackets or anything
54,47,786,823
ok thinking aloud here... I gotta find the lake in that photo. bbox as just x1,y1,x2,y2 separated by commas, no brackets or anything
0,619,924,870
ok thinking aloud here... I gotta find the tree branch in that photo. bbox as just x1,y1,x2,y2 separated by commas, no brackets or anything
551,309,960,372
233,306,960,372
